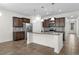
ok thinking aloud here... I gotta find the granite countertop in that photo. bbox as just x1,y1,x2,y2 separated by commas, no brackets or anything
28,31,63,35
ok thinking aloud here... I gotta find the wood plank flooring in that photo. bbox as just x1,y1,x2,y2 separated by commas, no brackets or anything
0,40,55,55
0,33,79,55
59,34,79,55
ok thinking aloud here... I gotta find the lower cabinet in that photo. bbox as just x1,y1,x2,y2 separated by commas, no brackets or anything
13,31,25,41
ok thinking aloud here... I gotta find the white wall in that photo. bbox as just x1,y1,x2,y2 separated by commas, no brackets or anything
0,8,28,43
31,15,42,33
76,17,79,37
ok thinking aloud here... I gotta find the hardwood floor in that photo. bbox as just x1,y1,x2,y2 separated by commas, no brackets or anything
0,33,79,55
0,40,55,55
60,33,79,55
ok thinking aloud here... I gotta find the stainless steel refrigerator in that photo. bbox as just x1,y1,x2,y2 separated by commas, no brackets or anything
23,23,32,40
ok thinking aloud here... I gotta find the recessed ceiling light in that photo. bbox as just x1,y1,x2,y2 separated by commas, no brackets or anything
0,12,2,16
41,6,44,8
59,9,62,12
71,16,73,18
51,3,55,5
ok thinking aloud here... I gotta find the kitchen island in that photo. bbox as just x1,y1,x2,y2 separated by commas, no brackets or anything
27,32,63,53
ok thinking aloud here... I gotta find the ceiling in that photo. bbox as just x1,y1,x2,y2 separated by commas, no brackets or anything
0,3,79,17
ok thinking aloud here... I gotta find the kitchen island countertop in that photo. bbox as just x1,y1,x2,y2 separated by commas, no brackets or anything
28,31,63,35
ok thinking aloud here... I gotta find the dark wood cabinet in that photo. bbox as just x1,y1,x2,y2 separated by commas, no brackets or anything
59,17,65,27
43,18,50,27
13,31,25,41
55,18,60,26
22,18,30,23
13,17,23,27
42,17,65,27
42,17,65,41
43,20,49,27
18,18,23,27
13,17,30,27
13,17,30,41
54,17,65,41
55,17,65,27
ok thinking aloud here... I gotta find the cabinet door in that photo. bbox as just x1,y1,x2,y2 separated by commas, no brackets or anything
22,18,30,23
59,18,65,27
43,20,50,27
55,18,60,26
42,22,46,27
16,32,21,40
55,17,65,27
13,17,19,27
26,19,30,23
18,18,23,27
13,17,23,27
13,32,21,41
20,32,25,39
13,32,25,41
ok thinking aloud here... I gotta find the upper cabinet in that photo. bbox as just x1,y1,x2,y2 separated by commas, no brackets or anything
42,18,51,27
55,18,60,27
55,17,65,27
42,17,65,28
13,17,23,27
43,20,49,27
13,17,30,27
22,18,30,23
59,17,65,27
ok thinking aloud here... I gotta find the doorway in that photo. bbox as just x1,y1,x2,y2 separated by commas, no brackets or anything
70,23,75,33
69,20,76,34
